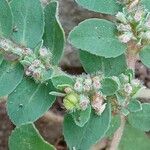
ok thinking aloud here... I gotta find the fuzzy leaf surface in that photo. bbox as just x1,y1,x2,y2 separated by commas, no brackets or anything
0,61,23,96
7,78,56,126
63,104,111,150
43,0,65,65
10,0,44,48
69,19,126,58
9,124,55,150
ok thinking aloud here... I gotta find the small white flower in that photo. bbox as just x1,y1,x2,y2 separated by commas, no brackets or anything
131,79,141,87
40,48,48,57
92,76,101,90
124,83,133,94
79,94,90,110
118,32,133,43
134,8,143,22
116,12,127,24
74,81,83,92
117,24,131,32
84,77,92,86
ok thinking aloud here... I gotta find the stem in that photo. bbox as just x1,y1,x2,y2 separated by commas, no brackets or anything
109,115,126,150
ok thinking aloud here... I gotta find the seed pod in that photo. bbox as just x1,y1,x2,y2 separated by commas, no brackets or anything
63,93,79,111
79,94,90,110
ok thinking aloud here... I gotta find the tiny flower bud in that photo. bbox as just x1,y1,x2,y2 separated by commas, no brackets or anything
96,103,107,116
92,76,101,90
131,79,141,87
32,68,42,79
134,8,143,22
124,83,133,94
64,87,73,94
83,84,91,92
79,94,90,110
92,93,104,113
32,59,41,67
84,77,92,86
74,81,83,92
117,24,131,32
63,93,79,111
39,48,48,57
116,12,127,24
118,32,133,43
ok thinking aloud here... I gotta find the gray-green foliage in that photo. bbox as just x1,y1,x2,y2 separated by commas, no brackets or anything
63,104,111,150
9,124,56,150
75,0,122,15
0,0,13,37
43,0,65,65
0,60,24,96
10,0,44,48
7,78,56,126
69,19,126,58
128,103,150,131
79,51,127,75
119,124,150,150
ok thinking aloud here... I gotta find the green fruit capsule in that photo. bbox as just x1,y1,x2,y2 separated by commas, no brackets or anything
63,93,79,111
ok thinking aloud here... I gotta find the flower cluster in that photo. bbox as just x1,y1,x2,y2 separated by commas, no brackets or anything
0,38,52,82
116,5,150,46
63,75,107,115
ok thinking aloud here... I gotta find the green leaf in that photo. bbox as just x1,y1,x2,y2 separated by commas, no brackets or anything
101,78,119,96
51,75,75,90
9,124,56,150
63,104,111,150
141,0,150,11
127,99,142,113
128,103,150,131
10,0,44,48
79,51,127,75
119,124,150,150
0,54,3,65
7,78,56,126
72,106,91,127
139,45,150,68
75,0,122,15
0,60,24,96
43,0,65,65
0,0,13,37
69,19,126,58
105,115,120,137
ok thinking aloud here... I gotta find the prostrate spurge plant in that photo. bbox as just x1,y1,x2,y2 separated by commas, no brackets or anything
0,0,150,150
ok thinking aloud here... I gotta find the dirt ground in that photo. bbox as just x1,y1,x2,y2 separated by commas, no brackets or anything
1,0,150,150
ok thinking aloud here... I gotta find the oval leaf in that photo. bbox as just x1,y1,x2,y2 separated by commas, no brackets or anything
69,19,126,58
79,50,127,75
141,0,150,11
43,0,65,65
9,124,56,150
63,104,111,150
75,0,122,15
0,0,13,37
128,103,150,131
51,75,75,90
10,0,44,48
7,78,56,126
139,45,150,68
101,78,119,96
72,106,91,127
119,124,150,150
0,60,24,96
